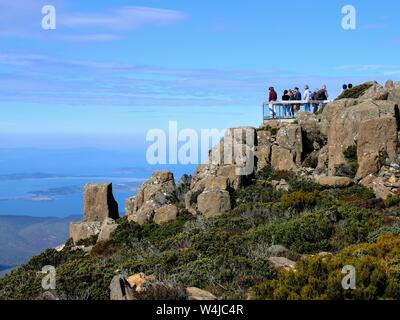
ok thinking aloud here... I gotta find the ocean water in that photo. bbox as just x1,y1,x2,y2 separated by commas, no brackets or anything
0,148,195,218
0,176,144,217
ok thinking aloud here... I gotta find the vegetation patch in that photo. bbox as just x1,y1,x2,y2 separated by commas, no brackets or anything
251,234,400,300
0,165,396,300
336,82,374,100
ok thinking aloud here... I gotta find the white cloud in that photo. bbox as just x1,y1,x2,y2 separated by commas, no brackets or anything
0,2,186,42
60,6,186,31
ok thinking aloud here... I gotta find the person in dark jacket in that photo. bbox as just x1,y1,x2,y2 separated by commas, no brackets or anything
316,85,328,111
282,90,292,118
293,87,302,114
268,87,278,118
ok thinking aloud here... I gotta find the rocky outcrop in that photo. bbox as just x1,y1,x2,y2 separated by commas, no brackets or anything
315,176,353,188
70,182,119,243
97,218,118,243
109,274,135,300
388,81,400,104
127,273,156,293
269,124,304,172
322,100,399,176
125,171,176,225
267,256,296,271
197,190,231,218
359,81,390,101
356,116,399,178
184,127,256,215
83,183,119,222
153,204,179,225
186,287,217,300
70,221,101,244
102,81,400,225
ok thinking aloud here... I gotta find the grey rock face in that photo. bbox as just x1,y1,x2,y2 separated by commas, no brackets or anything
109,275,135,301
69,221,102,244
83,183,119,222
126,171,176,225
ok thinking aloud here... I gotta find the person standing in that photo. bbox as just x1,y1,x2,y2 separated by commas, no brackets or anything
268,87,278,118
288,89,295,118
311,88,319,113
317,85,328,111
303,85,311,112
293,87,302,114
282,90,291,118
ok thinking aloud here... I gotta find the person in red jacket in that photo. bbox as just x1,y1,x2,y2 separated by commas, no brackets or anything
268,87,278,118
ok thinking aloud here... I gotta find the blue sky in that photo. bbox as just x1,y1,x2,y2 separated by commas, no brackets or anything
1,0,400,149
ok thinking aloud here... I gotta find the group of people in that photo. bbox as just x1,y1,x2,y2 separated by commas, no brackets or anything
268,85,329,118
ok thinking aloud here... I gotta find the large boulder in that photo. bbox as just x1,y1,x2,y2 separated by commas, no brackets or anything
276,124,303,164
323,100,398,175
197,190,231,218
109,274,135,300
255,145,271,171
356,116,399,179
127,273,156,293
185,179,207,212
83,183,119,222
70,221,102,244
297,112,320,137
257,129,274,146
126,171,176,225
153,204,178,225
315,175,353,188
271,145,298,172
97,218,118,243
186,127,257,214
267,257,296,271
186,287,217,301
388,81,400,105
270,124,303,172
319,99,359,137
359,82,389,101
216,165,249,190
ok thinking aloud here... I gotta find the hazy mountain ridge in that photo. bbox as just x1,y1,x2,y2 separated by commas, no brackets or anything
0,215,80,266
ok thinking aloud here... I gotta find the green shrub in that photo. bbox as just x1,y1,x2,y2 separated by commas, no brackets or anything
280,191,325,212
335,163,358,179
303,154,318,169
135,282,187,300
233,183,280,206
251,234,400,300
56,256,115,300
367,226,400,243
76,234,98,247
334,145,359,178
248,210,334,254
0,249,85,300
343,145,357,162
385,191,400,207
326,185,374,204
330,204,383,250
336,83,374,100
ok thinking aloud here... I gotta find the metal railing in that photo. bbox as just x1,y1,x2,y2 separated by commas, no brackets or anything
263,100,331,120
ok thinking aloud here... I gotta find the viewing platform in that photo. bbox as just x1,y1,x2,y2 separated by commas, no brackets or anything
262,100,331,123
